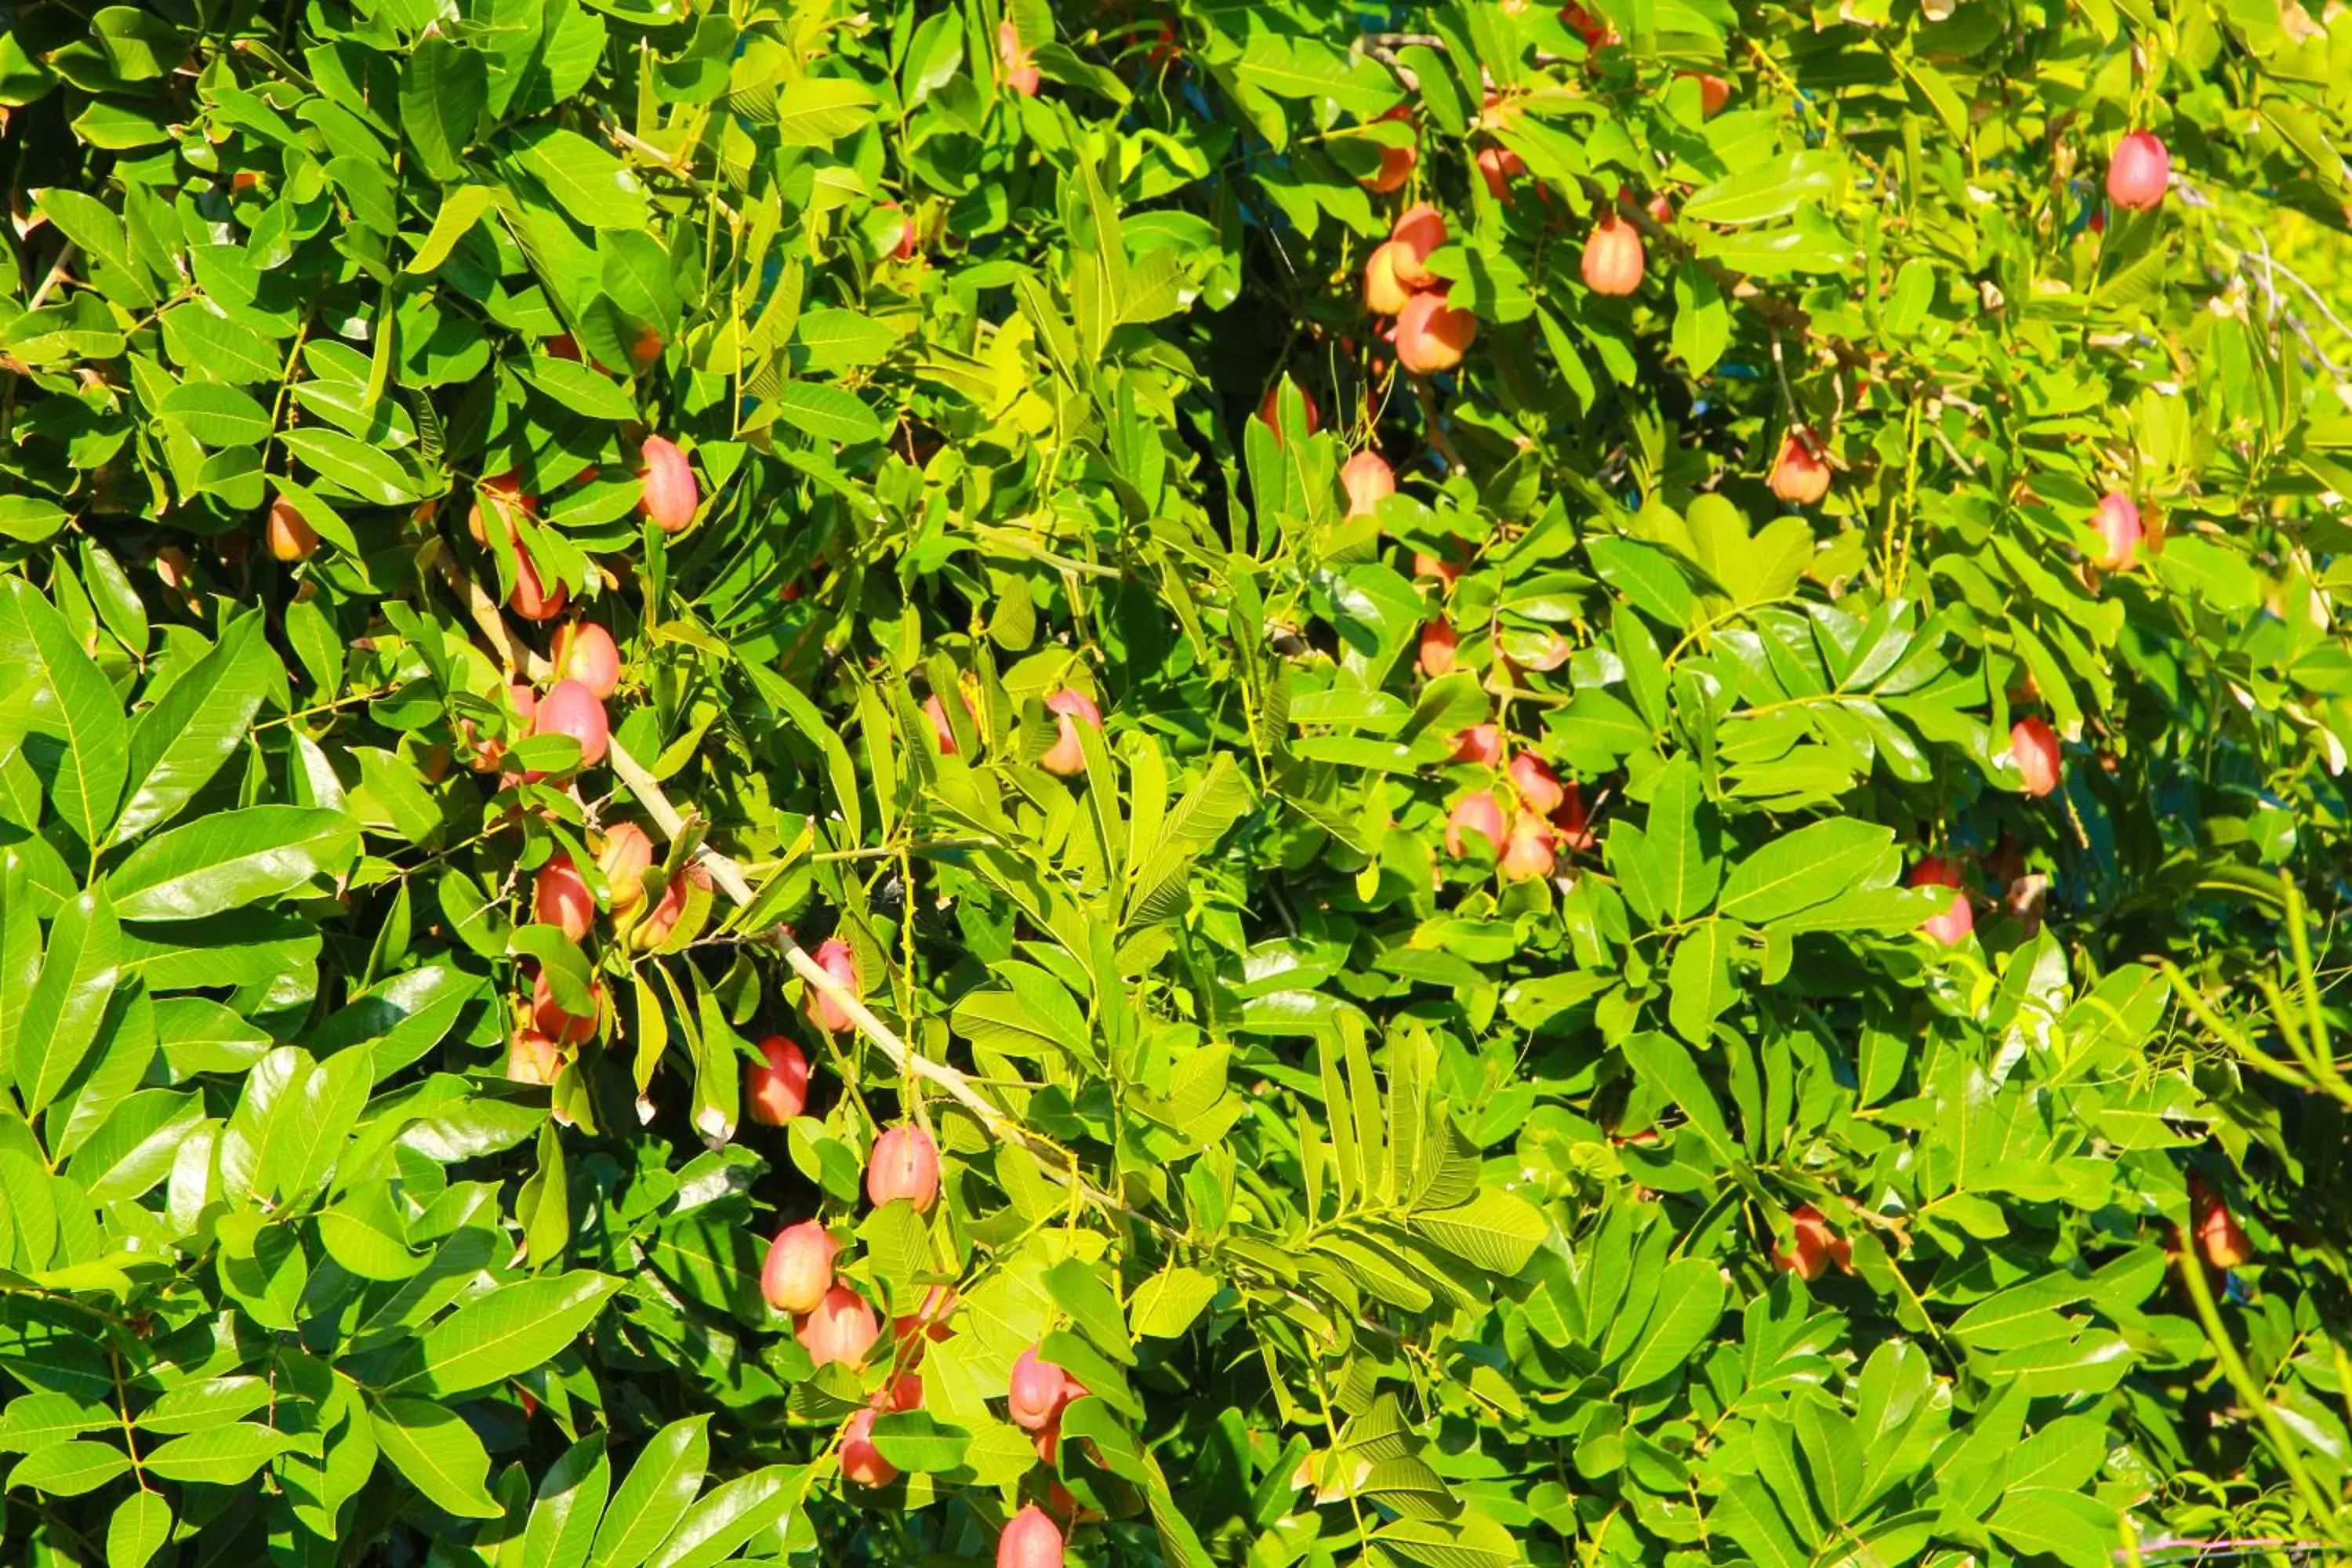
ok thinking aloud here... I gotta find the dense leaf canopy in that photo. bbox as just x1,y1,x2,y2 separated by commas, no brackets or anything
0,0,2349,1562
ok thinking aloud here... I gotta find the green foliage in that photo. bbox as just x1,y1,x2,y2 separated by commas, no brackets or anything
0,0,2347,1561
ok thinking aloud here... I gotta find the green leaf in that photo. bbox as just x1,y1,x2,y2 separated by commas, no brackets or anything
521,356,639,420
591,1417,710,1568
1613,1255,1726,1391
646,1463,806,1568
118,611,275,838
371,1396,503,1519
3,576,129,845
400,37,487,182
867,1413,970,1475
407,185,499,274
1985,1486,2118,1568
281,426,423,505
16,887,122,1116
405,1272,623,1398
1128,1265,1220,1338
105,1490,172,1568
509,126,651,230
9,1439,132,1496
1682,151,1844,225
773,76,880,147
769,382,885,445
1717,818,1896,922
1621,1031,1736,1163
1414,1189,1548,1276
158,381,272,447
142,1422,303,1485
522,1433,609,1568
107,805,359,920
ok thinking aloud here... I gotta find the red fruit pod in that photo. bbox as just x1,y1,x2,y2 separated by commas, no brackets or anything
762,1219,840,1315
1499,812,1556,883
1449,724,1502,768
892,1284,960,1348
631,862,711,952
1681,71,1732,116
266,496,320,562
1412,544,1466,586
1445,790,1508,858
866,1123,941,1212
1363,242,1413,316
1907,857,1974,946
805,936,861,1033
2107,130,2170,212
1777,1203,1852,1279
1394,288,1476,375
997,1505,1065,1568
1417,619,1458,679
2092,492,2143,572
797,1283,882,1367
1475,145,1526,202
1508,753,1565,816
1257,384,1320,441
1580,214,1646,296
1359,136,1417,194
1388,203,1446,289
1341,451,1395,518
1768,431,1832,506
1553,782,1598,853
597,822,655,909
534,853,593,943
506,1028,561,1086
1040,689,1102,777
533,679,609,770
746,1036,811,1126
509,546,567,621
2190,1177,2254,1269
531,969,601,1047
2010,717,2062,798
840,1407,898,1487
996,19,1040,95
553,622,621,699
637,436,699,534
880,1371,924,1413
1007,1345,1069,1432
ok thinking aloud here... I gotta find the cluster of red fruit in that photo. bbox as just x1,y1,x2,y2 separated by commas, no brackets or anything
922,681,1103,778
1361,205,1479,376
470,435,699,623
1440,741,1592,884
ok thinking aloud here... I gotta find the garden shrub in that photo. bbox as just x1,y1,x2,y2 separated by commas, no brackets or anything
0,0,2348,1562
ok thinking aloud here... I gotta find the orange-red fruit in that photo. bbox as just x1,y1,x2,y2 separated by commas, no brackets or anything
2093,492,2143,571
1684,71,1732,116
532,970,601,1047
267,497,319,562
535,853,593,943
597,822,655,909
1581,214,1646,296
2107,130,2169,212
554,622,621,699
1476,146,1526,202
1361,137,1417,194
1007,1345,1069,1431
1777,1203,1852,1279
1446,790,1507,858
880,1371,924,1413
1395,289,1475,375
506,1029,561,1086
997,20,1040,95
746,1036,811,1126
1500,812,1557,882
2011,717,2061,798
1364,242,1414,316
762,1219,839,1314
1768,431,1832,506
637,436,699,534
510,547,567,621
1417,619,1458,678
1907,857,1973,946
866,1123,941,1212
840,1407,898,1487
925,693,960,754
807,936,861,1033
1509,753,1564,816
1341,452,1395,518
534,678,610,768
998,1504,1065,1568
1413,545,1466,586
1388,203,1447,289
1554,782,1596,852
798,1283,882,1367
633,863,709,952
1040,688,1102,776
2190,1177,2253,1269
1450,724,1502,767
